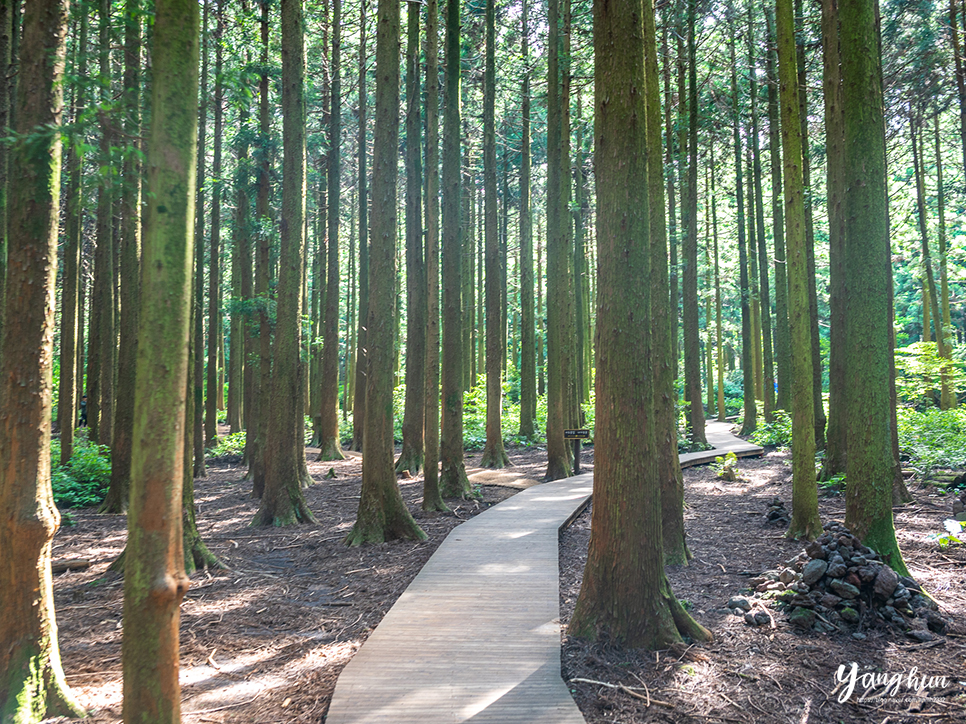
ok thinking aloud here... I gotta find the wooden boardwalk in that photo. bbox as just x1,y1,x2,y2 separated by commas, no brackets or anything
325,474,593,724
326,422,757,723
679,419,764,468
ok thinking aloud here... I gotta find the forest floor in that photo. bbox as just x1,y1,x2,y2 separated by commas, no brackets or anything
561,449,966,724
47,436,964,724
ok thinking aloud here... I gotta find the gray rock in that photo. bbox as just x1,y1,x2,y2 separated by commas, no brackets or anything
805,540,825,559
953,498,964,515
754,611,771,626
826,555,848,578
728,596,752,611
829,579,860,599
857,565,878,583
925,611,947,634
820,593,842,608
852,632,867,640
899,576,921,592
801,559,827,586
779,568,798,585
874,566,899,600
906,630,935,643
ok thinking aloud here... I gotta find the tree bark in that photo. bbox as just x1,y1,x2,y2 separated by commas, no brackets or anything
319,0,346,461
841,0,909,575
253,0,316,526
0,0,84,715
347,0,426,544
205,0,224,449
439,0,471,497
778,0,821,540
351,0,369,452
397,0,426,473
568,0,710,647
194,0,209,479
518,0,535,439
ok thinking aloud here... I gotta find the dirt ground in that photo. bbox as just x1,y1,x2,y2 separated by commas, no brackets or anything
561,449,966,724
46,443,554,723
46,439,964,723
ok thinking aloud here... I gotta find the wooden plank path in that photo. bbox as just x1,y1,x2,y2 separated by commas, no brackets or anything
325,474,593,724
679,419,764,468
326,421,757,723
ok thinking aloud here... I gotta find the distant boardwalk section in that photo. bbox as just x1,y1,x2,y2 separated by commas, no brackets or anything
325,474,593,724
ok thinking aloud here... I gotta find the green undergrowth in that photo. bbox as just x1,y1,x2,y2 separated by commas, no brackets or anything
750,410,793,449
897,406,966,475
50,431,111,509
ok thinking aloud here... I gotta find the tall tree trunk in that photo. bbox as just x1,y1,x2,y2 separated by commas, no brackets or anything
841,0,909,574
766,7,791,412
648,0,689,565
253,0,316,526
423,0,446,511
730,23,756,437
0,0,9,352
778,0,820,540
93,0,115,446
0,0,85,715
822,0,847,477
479,0,509,469
319,0,346,460
397,0,426,473
351,0,369,452
239,56,255,464
518,0,535,439
749,7,775,422
545,0,574,481
568,0,710,647
347,0,426,544
746,147,763,403
102,0,142,513
194,0,209,479
58,9,87,466
205,0,224,448
250,0,272,493
439,0,471,497
935,115,954,410
682,0,706,448
711,148,726,421
537,231,545,397
229,77,250,435
795,0,826,450
952,0,966,174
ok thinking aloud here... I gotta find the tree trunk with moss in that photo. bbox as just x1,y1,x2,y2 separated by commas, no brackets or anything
102,0,143,514
480,0,510,469
568,0,711,647
822,0,847,478
120,0,199,718
58,9,87,467
646,0,688,566
840,0,909,575
347,0,426,544
205,0,224,450
253,0,316,527
422,0,446,511
682,0,706,449
0,0,9,354
778,0,820,541
318,0,346,462
351,0,369,453
193,0,209,479
397,0,426,474
517,0,535,440
730,27,755,438
0,0,84,716
935,116,954,410
439,0,471,498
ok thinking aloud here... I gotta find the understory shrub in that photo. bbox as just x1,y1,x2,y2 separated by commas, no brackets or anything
750,410,793,449
51,431,111,509
897,407,966,474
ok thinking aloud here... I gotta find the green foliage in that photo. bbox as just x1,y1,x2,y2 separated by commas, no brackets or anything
819,472,846,497
897,406,966,473
927,519,963,549
894,342,965,407
712,451,739,481
750,410,793,449
50,430,112,509
209,431,247,459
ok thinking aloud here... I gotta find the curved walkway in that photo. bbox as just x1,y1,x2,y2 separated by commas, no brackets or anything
325,421,759,723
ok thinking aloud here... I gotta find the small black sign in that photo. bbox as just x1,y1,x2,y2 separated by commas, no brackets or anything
564,429,590,440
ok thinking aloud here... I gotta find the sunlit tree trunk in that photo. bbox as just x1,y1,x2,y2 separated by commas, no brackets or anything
351,0,369,452
193,0,209,479
518,0,535,439
205,0,224,449
935,115,955,410
711,148,726,421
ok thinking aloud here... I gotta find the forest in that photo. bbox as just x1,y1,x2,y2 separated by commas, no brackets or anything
1,0,965,720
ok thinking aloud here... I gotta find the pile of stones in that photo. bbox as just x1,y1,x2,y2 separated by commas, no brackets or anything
729,521,947,640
